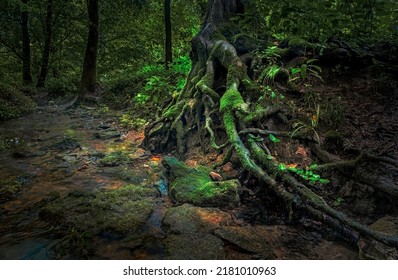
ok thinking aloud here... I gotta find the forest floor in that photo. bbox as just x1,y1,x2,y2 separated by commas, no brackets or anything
0,68,397,259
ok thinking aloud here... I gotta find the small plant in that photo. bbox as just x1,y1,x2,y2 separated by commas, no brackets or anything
269,133,281,143
286,163,330,184
291,105,321,143
260,65,280,84
290,59,323,82
263,86,285,101
333,197,345,207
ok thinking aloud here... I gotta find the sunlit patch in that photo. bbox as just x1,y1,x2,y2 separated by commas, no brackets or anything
122,130,145,145
197,209,224,225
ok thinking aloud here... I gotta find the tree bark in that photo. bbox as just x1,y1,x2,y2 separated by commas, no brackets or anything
21,0,32,86
165,0,172,68
79,0,99,100
37,0,53,88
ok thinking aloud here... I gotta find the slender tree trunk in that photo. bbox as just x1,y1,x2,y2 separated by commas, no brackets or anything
79,0,99,100
21,0,32,86
165,0,172,68
37,0,53,88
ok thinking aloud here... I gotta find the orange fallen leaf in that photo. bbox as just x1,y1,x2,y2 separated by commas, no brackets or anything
285,163,298,169
209,171,223,181
295,146,308,158
151,155,162,162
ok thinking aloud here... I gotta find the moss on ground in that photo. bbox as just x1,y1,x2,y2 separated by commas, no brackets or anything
99,151,131,166
163,157,240,208
39,185,158,234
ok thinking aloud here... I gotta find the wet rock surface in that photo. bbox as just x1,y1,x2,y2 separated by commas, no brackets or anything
0,107,369,259
358,216,398,259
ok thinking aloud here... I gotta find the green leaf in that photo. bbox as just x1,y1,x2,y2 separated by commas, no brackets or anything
269,133,281,143
309,164,318,169
278,163,287,171
319,178,330,184
291,67,301,75
312,174,321,180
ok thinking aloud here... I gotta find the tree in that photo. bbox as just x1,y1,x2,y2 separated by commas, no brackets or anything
21,0,32,85
79,0,99,101
144,0,398,246
36,0,53,88
164,0,172,68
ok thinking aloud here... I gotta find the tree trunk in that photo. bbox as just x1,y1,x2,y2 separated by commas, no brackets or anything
79,0,99,100
37,0,53,88
164,0,172,68
144,0,398,247
21,0,32,86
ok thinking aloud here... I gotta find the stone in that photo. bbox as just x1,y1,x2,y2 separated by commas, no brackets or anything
358,216,398,259
39,185,158,234
163,234,225,260
163,204,232,235
163,157,240,208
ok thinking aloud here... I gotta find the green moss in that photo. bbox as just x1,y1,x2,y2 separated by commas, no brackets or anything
0,179,22,202
191,179,240,208
39,185,157,234
243,104,268,123
162,103,180,118
220,89,245,113
99,151,131,166
286,37,315,49
163,157,239,208
0,86,37,121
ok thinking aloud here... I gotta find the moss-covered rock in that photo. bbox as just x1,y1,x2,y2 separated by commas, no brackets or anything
99,151,131,166
163,204,232,234
39,185,158,234
0,179,22,202
163,157,240,208
0,86,37,121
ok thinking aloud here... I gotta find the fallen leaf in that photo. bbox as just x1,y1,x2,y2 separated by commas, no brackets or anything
209,171,223,181
285,163,298,169
295,146,308,158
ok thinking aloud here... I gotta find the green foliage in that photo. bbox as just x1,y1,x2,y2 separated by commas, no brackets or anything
118,113,147,129
46,77,78,98
0,86,37,121
268,133,281,143
288,164,330,184
290,59,323,83
257,0,398,43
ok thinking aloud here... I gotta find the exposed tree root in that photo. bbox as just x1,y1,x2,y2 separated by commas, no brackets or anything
144,0,398,250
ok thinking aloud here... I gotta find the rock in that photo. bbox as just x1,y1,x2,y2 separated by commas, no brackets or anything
93,129,121,140
163,234,225,260
214,226,276,259
163,204,232,235
358,216,398,259
163,157,240,208
39,185,158,234
99,151,131,167
209,171,223,181
0,179,22,202
51,137,80,150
